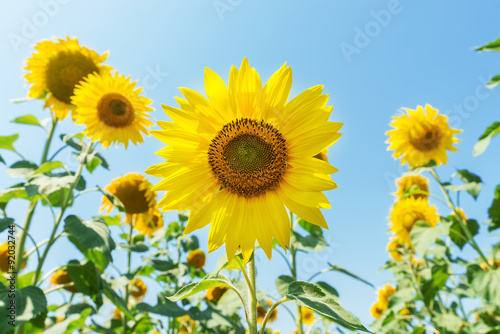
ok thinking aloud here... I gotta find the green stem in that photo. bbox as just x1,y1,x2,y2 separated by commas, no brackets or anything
32,142,91,284
123,223,134,334
290,210,304,334
247,252,258,334
41,116,57,163
430,168,492,269
259,297,289,334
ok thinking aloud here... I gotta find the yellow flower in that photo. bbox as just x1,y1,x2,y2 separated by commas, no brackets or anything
378,285,396,301
101,173,157,225
50,270,78,294
177,315,197,332
112,307,122,320
452,208,467,222
370,301,386,319
387,237,404,262
129,278,147,301
135,210,164,237
410,256,426,269
399,308,410,315
480,259,500,271
146,58,341,260
187,249,206,269
0,243,26,272
72,72,154,148
301,307,314,325
257,299,277,324
24,36,110,120
389,198,439,247
313,149,328,163
386,104,461,168
150,331,161,334
394,175,429,200
205,286,228,303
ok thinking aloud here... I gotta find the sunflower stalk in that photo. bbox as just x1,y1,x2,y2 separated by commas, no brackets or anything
259,297,289,334
32,141,93,285
123,223,134,334
430,168,492,269
247,252,258,334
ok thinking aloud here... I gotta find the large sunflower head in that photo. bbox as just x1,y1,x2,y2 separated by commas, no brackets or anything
389,198,439,247
24,36,111,120
394,174,429,200
186,249,206,269
146,58,342,260
101,173,157,224
129,278,147,301
72,72,154,148
386,104,461,168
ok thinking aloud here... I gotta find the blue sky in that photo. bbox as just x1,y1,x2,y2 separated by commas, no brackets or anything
1,0,500,332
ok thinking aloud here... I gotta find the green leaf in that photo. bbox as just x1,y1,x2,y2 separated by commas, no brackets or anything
298,218,323,237
456,169,482,200
472,268,500,306
103,284,134,320
215,253,246,274
276,275,295,297
410,221,450,256
323,263,374,288
0,284,47,330
0,218,14,233
315,281,339,300
488,185,500,231
117,243,149,253
61,134,109,169
7,161,38,179
93,215,121,226
0,134,19,152
64,215,116,271
11,115,43,128
66,260,102,296
33,161,65,174
421,263,449,306
434,313,464,332
167,273,233,302
0,183,37,205
476,37,500,51
182,236,199,252
291,231,327,252
85,156,102,173
487,74,500,88
27,172,85,196
286,281,370,332
0,154,5,165
137,297,188,318
449,217,479,249
474,121,500,156
98,187,125,212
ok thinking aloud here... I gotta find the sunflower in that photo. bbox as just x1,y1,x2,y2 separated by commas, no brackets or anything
389,198,439,246
480,259,500,271
187,249,206,269
146,58,341,260
72,72,154,148
24,36,110,120
135,210,164,237
112,307,122,320
451,208,467,222
257,299,277,324
371,285,396,319
386,104,461,168
101,173,157,224
129,278,147,301
50,269,78,294
387,237,404,262
370,301,386,319
0,243,26,272
301,307,315,325
205,286,228,303
394,175,429,200
313,149,328,163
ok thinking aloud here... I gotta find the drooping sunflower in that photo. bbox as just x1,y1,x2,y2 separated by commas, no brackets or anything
24,36,111,120
50,269,78,294
389,198,439,246
394,174,429,200
257,299,277,324
301,307,315,325
186,249,206,269
135,210,164,237
101,173,157,224
129,278,147,301
146,58,342,260
386,104,461,168
72,72,154,148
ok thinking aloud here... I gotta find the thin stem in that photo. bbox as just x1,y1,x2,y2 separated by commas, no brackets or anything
41,116,57,163
32,142,92,284
304,317,322,334
247,252,258,334
123,223,134,334
259,297,289,334
430,168,492,269
14,222,41,265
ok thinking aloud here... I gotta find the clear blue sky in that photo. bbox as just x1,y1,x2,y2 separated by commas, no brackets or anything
1,1,500,332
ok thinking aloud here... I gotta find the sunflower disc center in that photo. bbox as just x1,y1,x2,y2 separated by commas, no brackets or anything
410,126,441,152
97,93,135,128
46,51,99,104
208,118,287,198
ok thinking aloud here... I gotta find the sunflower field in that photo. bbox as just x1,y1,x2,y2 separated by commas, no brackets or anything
1,2,499,334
